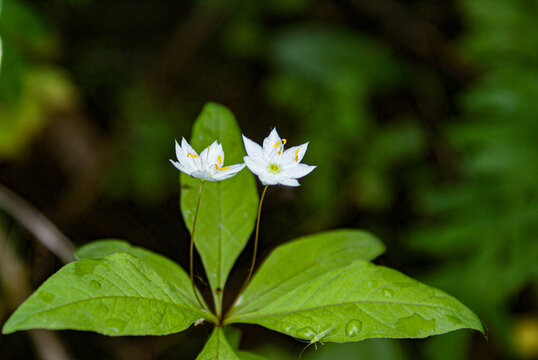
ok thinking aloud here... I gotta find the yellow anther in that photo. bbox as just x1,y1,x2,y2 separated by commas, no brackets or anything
214,164,219,170
282,138,287,145
220,166,230,171
273,140,281,148
278,151,281,155
187,152,198,159
218,155,222,165
294,148,300,162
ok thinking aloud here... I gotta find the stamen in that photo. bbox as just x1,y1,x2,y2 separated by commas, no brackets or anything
282,138,287,145
187,153,198,159
220,166,230,170
214,164,218,170
218,155,222,165
273,140,281,148
294,148,300,162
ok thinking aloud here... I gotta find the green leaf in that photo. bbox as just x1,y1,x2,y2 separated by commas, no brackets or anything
227,260,483,342
236,351,270,360
196,328,240,360
3,253,209,336
181,103,258,313
229,229,385,316
76,239,212,315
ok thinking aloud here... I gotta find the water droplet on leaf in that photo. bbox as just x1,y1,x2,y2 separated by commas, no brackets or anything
345,319,362,337
105,318,127,333
296,326,316,340
396,314,436,336
383,288,394,298
74,260,99,277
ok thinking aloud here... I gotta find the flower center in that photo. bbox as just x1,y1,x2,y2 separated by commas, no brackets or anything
269,164,280,173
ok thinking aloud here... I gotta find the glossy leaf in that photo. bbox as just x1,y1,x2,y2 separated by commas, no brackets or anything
181,102,258,312
196,328,240,360
229,229,385,316
76,239,211,314
227,260,483,342
3,253,209,336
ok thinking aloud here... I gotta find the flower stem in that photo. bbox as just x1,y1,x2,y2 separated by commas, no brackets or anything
190,180,205,309
223,185,268,321
244,185,269,289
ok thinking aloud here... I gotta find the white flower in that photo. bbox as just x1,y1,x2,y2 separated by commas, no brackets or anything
170,138,246,181
242,128,316,187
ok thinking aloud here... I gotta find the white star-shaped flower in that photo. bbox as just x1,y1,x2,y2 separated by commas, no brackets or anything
170,138,245,181
242,128,316,187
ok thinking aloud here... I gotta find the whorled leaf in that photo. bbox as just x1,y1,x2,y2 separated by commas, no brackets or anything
230,229,385,316
3,253,210,336
226,260,483,342
181,102,258,313
196,328,240,360
75,239,211,313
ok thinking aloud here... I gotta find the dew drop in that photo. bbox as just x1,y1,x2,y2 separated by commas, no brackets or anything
396,314,436,336
447,315,462,326
282,322,294,333
90,280,101,289
74,260,98,277
366,280,378,289
345,319,362,337
383,288,394,298
296,326,316,340
105,318,127,333
39,292,55,304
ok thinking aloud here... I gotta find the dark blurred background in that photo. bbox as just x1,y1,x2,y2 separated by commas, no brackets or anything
0,0,536,359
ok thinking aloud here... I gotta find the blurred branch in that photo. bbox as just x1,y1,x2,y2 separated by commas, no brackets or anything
346,0,477,83
0,183,75,263
0,229,73,360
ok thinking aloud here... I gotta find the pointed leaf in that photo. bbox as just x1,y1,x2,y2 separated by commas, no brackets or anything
75,239,211,313
229,229,385,316
227,261,483,342
196,328,240,360
3,253,210,336
181,103,258,311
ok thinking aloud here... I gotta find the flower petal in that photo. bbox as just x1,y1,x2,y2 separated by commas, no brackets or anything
281,142,309,165
242,135,264,158
181,137,201,169
263,128,282,153
244,156,269,177
259,173,278,186
169,159,189,174
283,163,316,179
275,174,300,187
212,163,245,181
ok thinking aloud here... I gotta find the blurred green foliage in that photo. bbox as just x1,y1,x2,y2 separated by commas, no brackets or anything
1,0,536,359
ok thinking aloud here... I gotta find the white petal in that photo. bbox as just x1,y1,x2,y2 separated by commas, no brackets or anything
169,159,189,174
244,156,269,177
281,142,309,165
282,164,316,179
213,144,224,167
212,163,245,181
191,170,215,181
275,174,300,187
259,173,278,185
204,140,220,167
181,137,201,170
174,140,191,170
263,128,282,154
242,135,264,159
